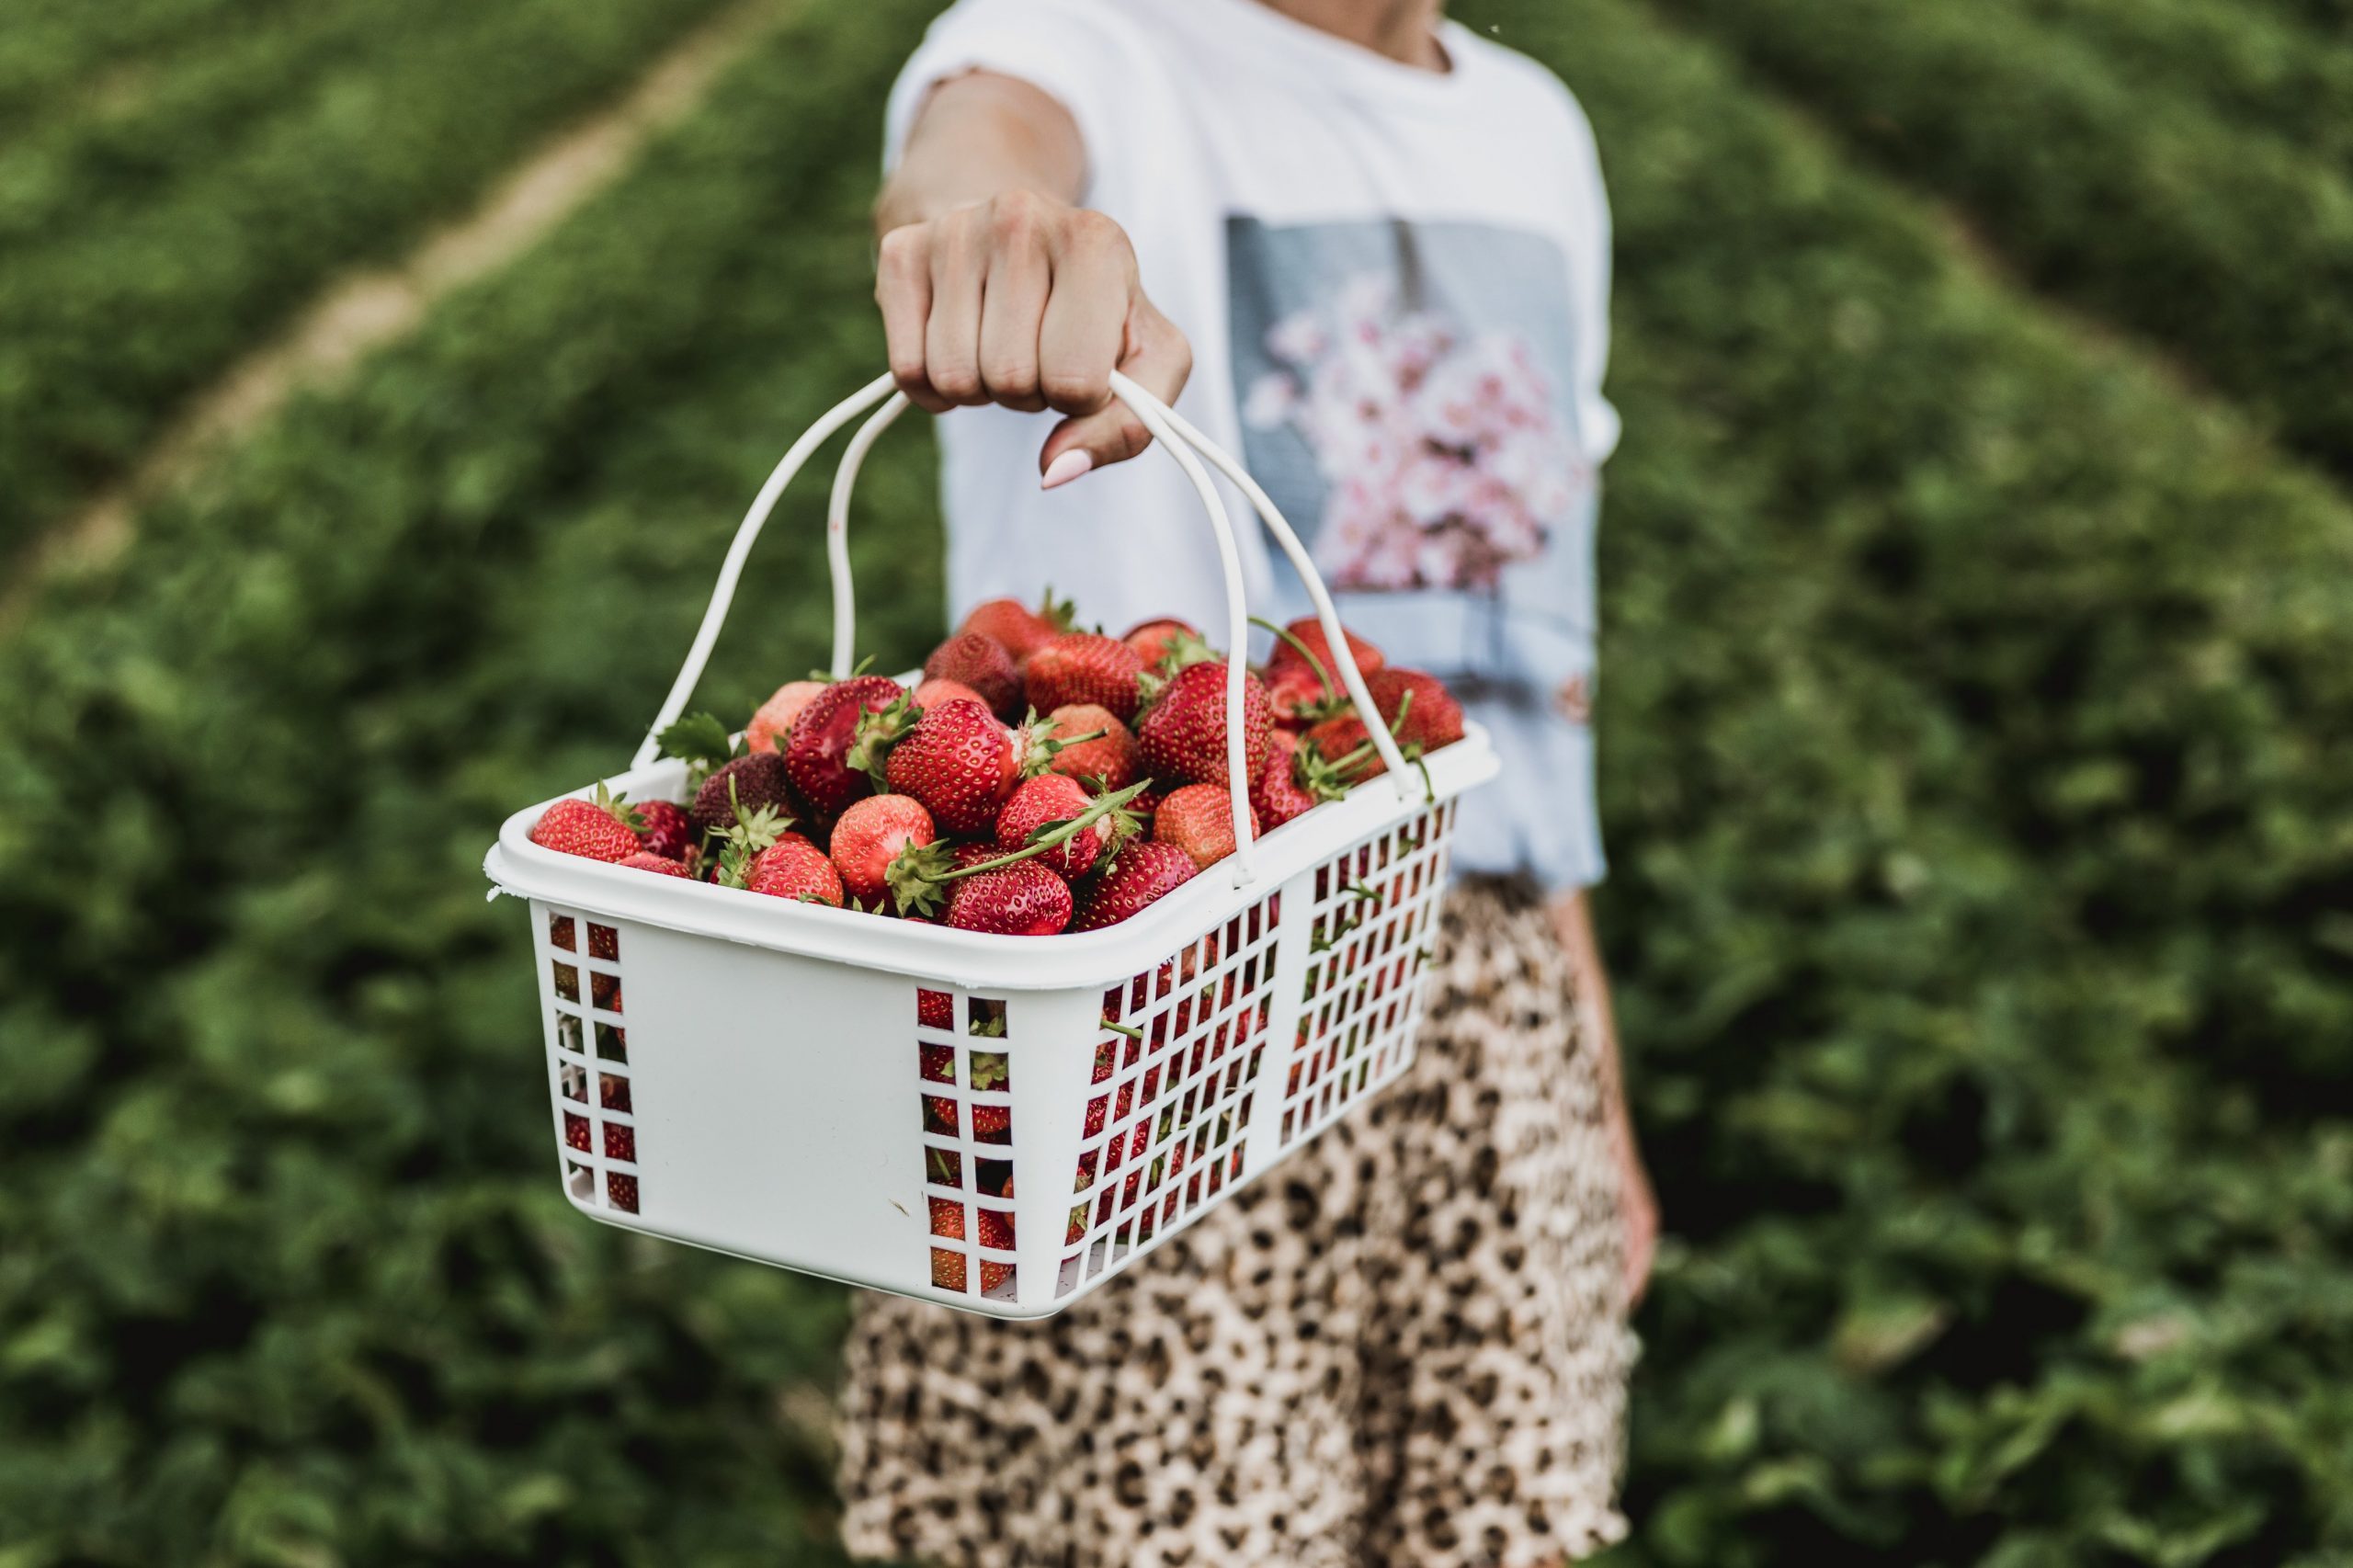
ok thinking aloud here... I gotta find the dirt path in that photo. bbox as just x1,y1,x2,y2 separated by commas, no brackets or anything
4,0,797,630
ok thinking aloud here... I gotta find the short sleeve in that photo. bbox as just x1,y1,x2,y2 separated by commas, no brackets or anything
883,0,1152,202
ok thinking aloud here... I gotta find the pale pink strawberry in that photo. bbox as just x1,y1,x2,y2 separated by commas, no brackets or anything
830,794,936,906
746,679,828,752
912,676,988,710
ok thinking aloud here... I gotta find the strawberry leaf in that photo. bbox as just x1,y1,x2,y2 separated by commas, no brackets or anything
655,713,740,778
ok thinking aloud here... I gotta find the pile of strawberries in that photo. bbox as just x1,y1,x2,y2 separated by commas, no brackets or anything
528,591,1465,936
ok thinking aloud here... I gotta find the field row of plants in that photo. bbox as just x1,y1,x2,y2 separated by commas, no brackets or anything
1483,0,2353,1558
0,1,936,1561
2,0,2347,1563
0,0,728,562
0,0,296,132
1651,0,2353,487
2014,0,2353,168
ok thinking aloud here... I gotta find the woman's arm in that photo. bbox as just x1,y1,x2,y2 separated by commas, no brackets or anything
874,72,1190,485
1552,889,1659,1306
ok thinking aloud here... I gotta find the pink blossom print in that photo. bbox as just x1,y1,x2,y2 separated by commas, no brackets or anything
1241,273,1587,592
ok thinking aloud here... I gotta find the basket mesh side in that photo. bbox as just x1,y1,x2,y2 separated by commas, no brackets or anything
546,909,642,1216
1053,889,1284,1299
1279,801,1456,1152
915,991,1019,1303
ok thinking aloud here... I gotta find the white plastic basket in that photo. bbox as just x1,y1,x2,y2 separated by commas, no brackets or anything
483,372,1498,1317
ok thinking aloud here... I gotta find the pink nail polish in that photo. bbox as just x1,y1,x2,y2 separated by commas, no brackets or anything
1040,449,1093,490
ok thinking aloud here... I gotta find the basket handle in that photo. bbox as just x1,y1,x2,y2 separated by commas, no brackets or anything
632,372,1405,887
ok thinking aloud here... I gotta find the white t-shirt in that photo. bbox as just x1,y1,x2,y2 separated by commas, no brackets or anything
885,0,1619,888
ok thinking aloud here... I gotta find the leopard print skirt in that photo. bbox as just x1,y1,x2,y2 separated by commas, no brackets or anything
835,877,1633,1567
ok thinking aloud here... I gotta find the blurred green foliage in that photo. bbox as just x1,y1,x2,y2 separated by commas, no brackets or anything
1658,0,2353,485
0,0,2348,1564
0,0,726,556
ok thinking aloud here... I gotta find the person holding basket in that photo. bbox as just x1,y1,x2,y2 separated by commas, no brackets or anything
836,1,1654,1562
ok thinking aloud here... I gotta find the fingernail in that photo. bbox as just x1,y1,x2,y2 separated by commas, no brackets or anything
1040,449,1093,490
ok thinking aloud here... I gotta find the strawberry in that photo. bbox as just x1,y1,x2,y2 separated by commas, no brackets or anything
932,1249,969,1292
924,631,1022,718
1128,787,1163,834
1040,703,1141,791
885,698,1020,836
1267,615,1383,682
1265,661,1334,730
631,800,696,861
996,774,1129,881
1136,660,1271,789
1122,618,1199,669
783,675,907,823
1365,667,1466,751
565,1111,592,1152
1252,733,1318,828
620,850,695,878
604,1123,636,1162
689,752,795,842
947,861,1074,936
743,840,844,905
530,784,643,863
912,676,988,710
979,1260,1015,1295
970,1051,1012,1144
1303,715,1383,780
976,1206,1015,1249
1071,841,1199,930
1155,783,1258,869
831,794,936,906
1025,631,1146,721
959,590,1073,665
746,679,829,753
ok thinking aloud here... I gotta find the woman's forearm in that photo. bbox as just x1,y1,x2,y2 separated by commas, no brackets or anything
875,72,1086,235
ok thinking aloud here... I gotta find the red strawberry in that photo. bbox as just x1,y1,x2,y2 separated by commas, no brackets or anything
1155,783,1257,869
1303,715,1383,780
744,841,844,905
1071,842,1198,931
631,800,696,861
1251,734,1317,828
970,1052,1012,1143
604,1123,636,1162
1364,667,1466,751
919,991,953,1030
960,592,1072,665
1041,703,1141,791
530,786,642,864
831,794,936,906
1136,661,1271,788
979,1260,1015,1294
924,631,1022,718
886,698,1019,836
997,774,1121,881
620,850,694,878
947,861,1074,935
931,1242,968,1292
1267,616,1383,682
689,752,795,842
565,1111,592,1152
1122,618,1198,668
1129,787,1163,833
1265,662,1333,730
976,1207,1015,1249
783,675,907,823
746,678,828,753
1025,632,1145,721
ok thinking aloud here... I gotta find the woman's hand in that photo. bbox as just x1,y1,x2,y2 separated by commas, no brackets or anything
876,74,1192,487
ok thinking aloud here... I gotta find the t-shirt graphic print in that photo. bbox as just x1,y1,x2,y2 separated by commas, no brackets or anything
1229,216,1593,597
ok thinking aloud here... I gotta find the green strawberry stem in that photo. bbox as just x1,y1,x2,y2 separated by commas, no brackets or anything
846,689,918,788
1018,709,1108,778
886,778,1153,916
1102,1019,1143,1040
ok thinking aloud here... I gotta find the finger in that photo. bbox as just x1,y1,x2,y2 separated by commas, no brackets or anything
925,212,988,407
978,205,1050,412
1038,298,1192,483
1037,220,1128,418
876,225,950,414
